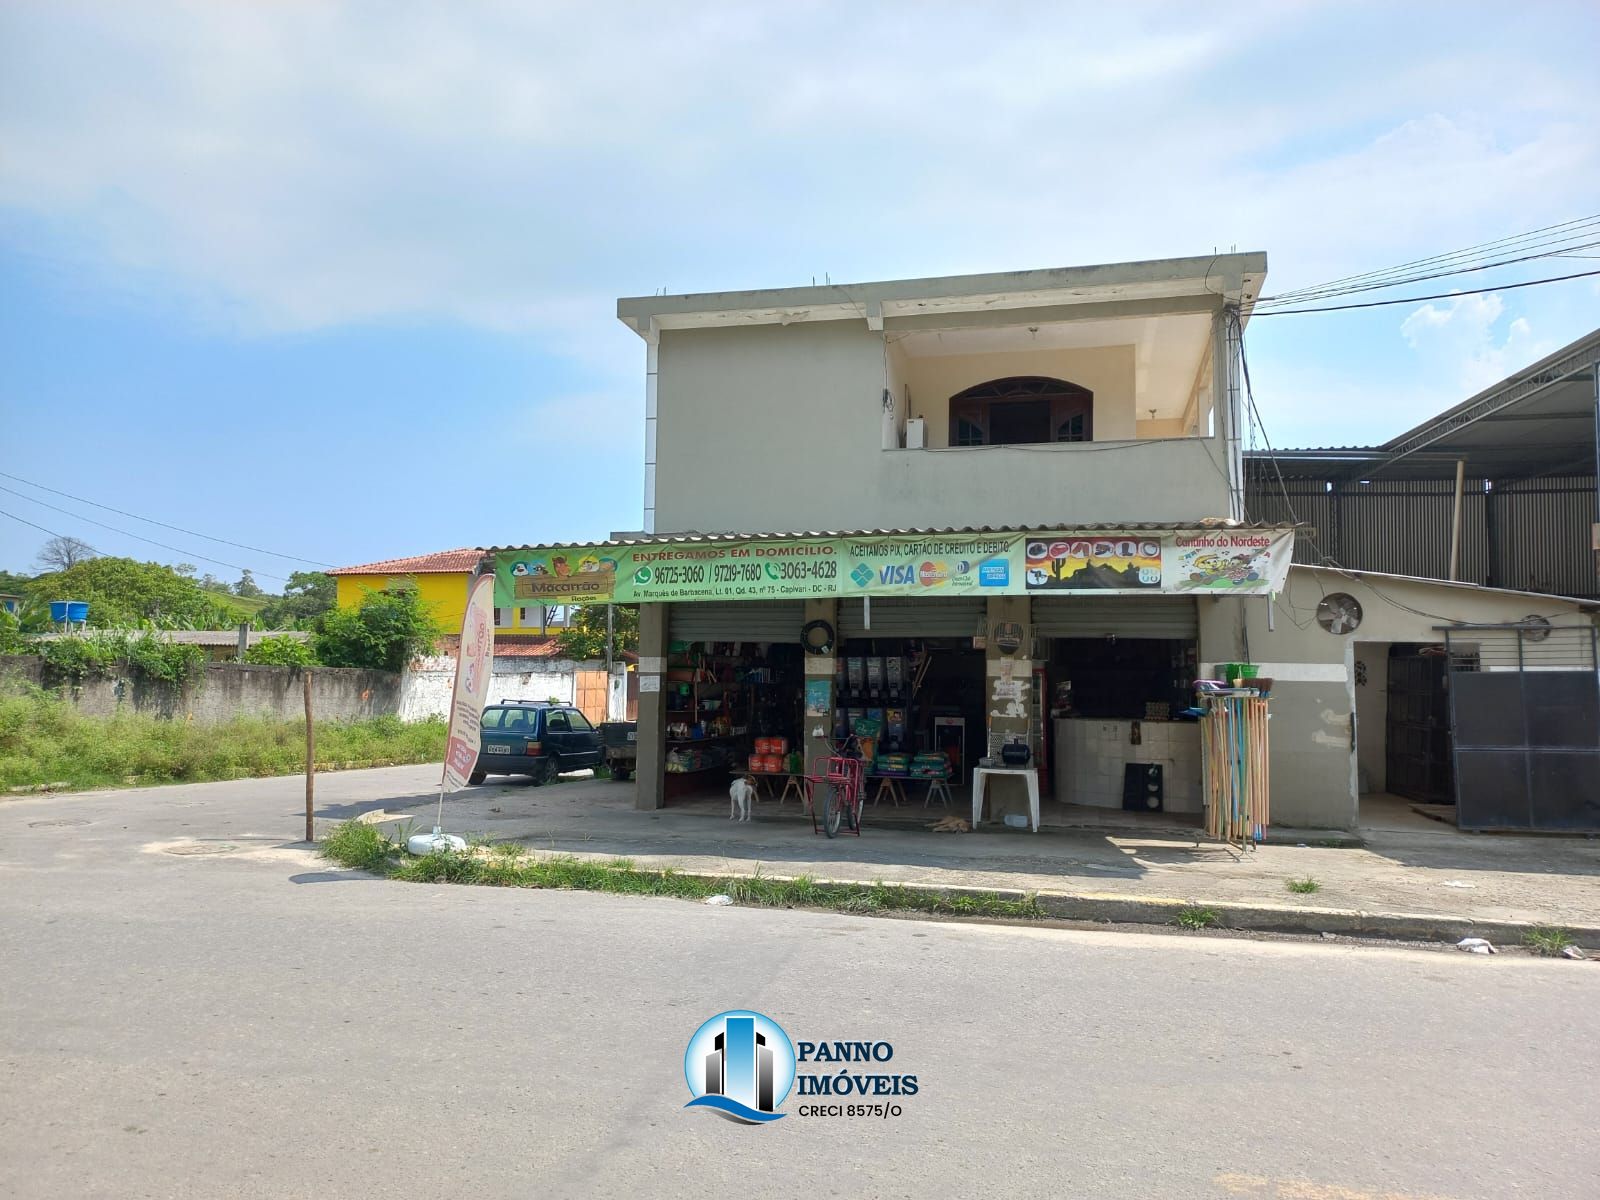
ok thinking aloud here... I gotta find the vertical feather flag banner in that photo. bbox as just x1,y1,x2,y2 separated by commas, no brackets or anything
442,571,497,795
411,569,496,855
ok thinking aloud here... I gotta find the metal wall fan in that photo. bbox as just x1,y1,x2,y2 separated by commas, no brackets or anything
1520,614,1552,642
1315,592,1363,635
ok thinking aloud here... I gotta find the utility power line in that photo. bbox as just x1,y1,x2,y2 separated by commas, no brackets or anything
1257,213,1600,306
1248,267,1600,316
0,484,290,583
1251,234,1600,309
0,469,333,568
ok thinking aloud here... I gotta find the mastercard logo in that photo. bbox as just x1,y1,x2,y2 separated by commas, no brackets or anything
918,561,948,586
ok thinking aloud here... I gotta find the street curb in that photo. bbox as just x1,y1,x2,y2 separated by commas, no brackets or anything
540,853,1598,948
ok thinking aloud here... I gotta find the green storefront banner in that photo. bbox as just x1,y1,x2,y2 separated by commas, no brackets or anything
495,529,1294,606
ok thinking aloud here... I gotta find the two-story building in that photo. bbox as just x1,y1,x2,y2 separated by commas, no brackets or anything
493,254,1599,832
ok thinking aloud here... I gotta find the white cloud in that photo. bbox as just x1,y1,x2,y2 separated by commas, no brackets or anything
0,0,1596,361
1400,293,1556,395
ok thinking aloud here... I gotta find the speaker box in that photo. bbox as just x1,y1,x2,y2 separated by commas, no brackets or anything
1122,763,1164,812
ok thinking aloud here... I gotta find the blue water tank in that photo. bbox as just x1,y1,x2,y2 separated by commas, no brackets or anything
49,600,89,624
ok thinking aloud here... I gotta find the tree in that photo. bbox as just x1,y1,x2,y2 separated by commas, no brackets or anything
554,604,639,661
173,563,197,578
35,536,96,572
0,569,33,596
256,571,336,629
233,569,264,598
313,586,441,672
243,634,316,666
26,557,245,629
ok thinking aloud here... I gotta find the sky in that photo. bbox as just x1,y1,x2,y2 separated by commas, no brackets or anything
2,1,1598,587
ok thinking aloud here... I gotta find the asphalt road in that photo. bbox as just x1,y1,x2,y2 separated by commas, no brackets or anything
1,773,1596,1200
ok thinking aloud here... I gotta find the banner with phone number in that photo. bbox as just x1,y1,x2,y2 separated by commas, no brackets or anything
494,529,1293,605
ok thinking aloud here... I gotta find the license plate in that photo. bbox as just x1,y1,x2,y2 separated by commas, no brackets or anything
483,744,511,755
626,731,637,742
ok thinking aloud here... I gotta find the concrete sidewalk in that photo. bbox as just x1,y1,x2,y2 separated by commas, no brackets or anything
335,768,1600,943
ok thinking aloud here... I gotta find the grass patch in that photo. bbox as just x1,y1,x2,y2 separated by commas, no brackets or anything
1175,905,1221,931
1521,925,1575,957
1285,877,1321,894
318,821,1046,922
0,688,446,791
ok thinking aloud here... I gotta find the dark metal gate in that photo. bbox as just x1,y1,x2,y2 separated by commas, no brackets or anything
1444,622,1600,831
1386,648,1453,805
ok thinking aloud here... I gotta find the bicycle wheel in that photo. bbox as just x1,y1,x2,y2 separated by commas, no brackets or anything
820,785,843,838
843,788,860,832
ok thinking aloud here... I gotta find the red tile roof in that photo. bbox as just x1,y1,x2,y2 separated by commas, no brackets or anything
494,635,566,659
328,548,484,576
436,634,566,659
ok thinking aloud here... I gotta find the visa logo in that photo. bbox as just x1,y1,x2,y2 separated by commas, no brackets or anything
878,563,917,586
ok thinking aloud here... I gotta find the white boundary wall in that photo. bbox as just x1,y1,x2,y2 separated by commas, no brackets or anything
400,655,627,722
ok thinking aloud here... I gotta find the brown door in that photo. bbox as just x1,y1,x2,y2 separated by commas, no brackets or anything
575,667,608,726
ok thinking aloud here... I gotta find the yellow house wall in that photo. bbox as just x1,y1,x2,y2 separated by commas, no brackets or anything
333,572,560,633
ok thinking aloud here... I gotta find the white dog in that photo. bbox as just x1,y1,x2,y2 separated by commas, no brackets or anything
729,775,757,822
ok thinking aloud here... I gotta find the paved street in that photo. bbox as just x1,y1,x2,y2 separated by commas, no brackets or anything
2,773,1597,1200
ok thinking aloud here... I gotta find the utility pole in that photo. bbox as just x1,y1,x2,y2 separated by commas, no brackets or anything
606,604,615,673
303,669,315,842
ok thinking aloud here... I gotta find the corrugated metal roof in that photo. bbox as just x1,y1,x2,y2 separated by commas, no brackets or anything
1294,564,1600,611
328,548,484,576
489,520,1295,553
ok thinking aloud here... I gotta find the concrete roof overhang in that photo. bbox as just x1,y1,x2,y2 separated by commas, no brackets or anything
616,253,1267,341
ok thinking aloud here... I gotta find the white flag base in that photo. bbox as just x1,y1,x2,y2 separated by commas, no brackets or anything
408,825,467,855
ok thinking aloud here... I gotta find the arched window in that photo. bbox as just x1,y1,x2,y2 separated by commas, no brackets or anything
947,376,1093,447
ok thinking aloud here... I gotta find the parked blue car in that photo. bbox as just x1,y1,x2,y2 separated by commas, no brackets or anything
468,701,603,786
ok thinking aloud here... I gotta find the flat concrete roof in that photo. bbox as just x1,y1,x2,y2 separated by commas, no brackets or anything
617,252,1267,339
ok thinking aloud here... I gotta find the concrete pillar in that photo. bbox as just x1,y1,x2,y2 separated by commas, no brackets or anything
634,602,668,810
981,594,1033,822
801,598,837,779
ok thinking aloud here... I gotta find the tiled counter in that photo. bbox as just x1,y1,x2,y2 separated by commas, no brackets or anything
1053,718,1201,814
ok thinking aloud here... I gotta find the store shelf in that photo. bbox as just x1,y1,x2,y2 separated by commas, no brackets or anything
665,733,749,745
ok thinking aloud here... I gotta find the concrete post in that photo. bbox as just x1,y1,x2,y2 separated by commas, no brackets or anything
1448,458,1465,581
981,594,1033,822
634,602,668,810
801,598,837,781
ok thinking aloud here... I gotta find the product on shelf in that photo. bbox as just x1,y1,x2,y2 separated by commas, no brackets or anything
874,753,910,777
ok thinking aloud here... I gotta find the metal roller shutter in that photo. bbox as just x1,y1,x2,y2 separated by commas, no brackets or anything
668,601,805,644
838,597,986,640
1031,596,1197,640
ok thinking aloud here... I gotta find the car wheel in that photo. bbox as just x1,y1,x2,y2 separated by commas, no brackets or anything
468,770,486,785
611,766,631,782
530,758,557,786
